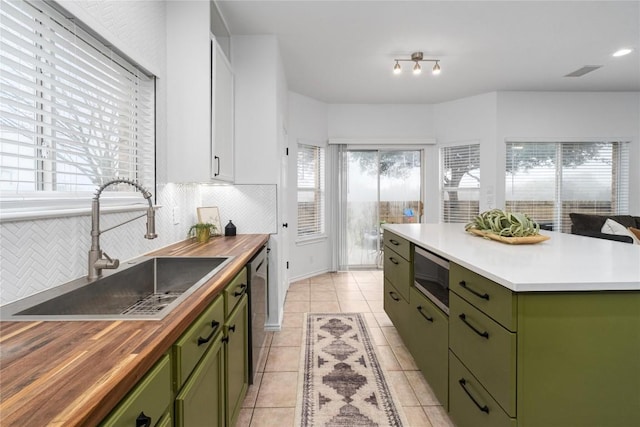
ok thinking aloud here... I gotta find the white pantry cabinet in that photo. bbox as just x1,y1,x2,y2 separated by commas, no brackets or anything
166,1,234,183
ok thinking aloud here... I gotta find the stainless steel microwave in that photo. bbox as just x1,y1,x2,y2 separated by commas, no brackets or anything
413,246,450,315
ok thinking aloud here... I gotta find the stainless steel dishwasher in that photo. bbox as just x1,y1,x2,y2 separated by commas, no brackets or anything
247,244,268,384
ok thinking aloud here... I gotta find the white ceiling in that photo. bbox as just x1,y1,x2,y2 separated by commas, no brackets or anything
217,1,640,104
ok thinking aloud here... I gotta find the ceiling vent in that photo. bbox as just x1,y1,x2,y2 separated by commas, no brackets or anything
564,65,602,77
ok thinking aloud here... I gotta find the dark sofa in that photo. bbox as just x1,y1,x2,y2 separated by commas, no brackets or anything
569,213,640,243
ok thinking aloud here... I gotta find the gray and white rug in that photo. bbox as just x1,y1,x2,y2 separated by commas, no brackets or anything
295,313,407,426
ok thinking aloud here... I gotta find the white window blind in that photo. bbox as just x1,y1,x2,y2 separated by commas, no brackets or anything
441,143,480,223
505,141,630,233
0,0,155,202
297,144,325,238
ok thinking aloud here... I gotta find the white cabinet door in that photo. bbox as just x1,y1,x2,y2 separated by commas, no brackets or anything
211,38,234,183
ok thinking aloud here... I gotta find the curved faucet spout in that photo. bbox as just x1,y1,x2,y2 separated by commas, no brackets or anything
88,179,157,280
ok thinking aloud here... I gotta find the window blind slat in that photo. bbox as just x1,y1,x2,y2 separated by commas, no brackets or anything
441,144,480,223
505,141,630,233
0,0,154,196
297,144,325,237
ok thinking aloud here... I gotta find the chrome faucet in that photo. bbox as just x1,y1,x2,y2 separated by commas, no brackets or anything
88,179,157,280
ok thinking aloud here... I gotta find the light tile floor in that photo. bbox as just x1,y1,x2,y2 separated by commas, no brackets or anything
236,270,456,427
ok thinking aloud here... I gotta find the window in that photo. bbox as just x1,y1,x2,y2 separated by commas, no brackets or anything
441,143,480,223
505,141,630,233
297,144,325,238
0,0,155,208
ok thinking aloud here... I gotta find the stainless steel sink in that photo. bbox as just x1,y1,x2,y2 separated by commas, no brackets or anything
0,256,232,321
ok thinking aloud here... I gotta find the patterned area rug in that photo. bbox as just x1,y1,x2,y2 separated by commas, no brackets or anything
295,313,407,426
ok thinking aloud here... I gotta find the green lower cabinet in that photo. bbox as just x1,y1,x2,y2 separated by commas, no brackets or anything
225,294,249,427
155,411,172,427
100,354,172,427
383,279,410,344
449,351,516,427
174,331,224,426
406,288,449,409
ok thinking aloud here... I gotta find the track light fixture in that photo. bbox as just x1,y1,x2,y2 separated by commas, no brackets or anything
393,52,441,76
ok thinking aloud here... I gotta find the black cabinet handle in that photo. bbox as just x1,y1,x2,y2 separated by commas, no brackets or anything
459,313,489,339
229,324,236,333
389,257,399,265
389,291,400,302
222,336,229,343
389,239,400,246
417,306,434,322
282,223,288,228
459,378,490,414
136,412,152,427
214,155,220,176
459,280,490,300
233,284,247,297
197,320,220,346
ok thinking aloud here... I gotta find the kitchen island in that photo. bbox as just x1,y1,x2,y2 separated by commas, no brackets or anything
383,223,640,427
0,234,269,426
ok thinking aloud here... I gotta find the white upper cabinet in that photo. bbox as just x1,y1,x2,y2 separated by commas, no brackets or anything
211,36,234,183
166,1,234,183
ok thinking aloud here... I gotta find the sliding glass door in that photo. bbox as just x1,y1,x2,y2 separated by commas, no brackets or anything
342,149,422,268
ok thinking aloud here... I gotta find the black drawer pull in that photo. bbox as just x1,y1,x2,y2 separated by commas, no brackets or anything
389,291,400,302
214,155,220,176
459,313,489,339
459,280,490,300
389,239,400,246
417,306,434,322
389,257,399,265
136,412,152,427
233,284,247,297
229,324,236,333
197,320,221,346
222,336,229,343
459,378,490,414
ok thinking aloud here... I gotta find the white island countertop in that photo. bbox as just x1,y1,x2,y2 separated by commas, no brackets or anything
384,223,640,292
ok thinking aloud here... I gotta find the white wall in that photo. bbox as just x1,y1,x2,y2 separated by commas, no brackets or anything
232,35,287,329
233,36,280,185
328,104,434,139
434,92,499,216
495,92,640,212
288,92,331,280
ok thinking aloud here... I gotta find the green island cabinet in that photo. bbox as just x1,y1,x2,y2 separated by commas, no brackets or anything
101,267,250,427
383,230,449,409
449,262,640,427
384,229,640,427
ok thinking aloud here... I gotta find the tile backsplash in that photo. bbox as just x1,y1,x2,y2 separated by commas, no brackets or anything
0,183,277,305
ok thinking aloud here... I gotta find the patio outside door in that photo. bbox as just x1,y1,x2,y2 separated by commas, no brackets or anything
343,149,422,268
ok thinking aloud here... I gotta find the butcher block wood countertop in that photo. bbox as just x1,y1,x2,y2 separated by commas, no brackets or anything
0,234,269,426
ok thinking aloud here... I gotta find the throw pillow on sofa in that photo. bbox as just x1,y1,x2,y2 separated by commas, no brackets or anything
601,219,640,244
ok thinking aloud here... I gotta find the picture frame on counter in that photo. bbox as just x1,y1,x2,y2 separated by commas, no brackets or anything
197,206,223,236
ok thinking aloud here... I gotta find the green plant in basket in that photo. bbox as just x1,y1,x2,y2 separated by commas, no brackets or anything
465,209,541,237
188,222,217,243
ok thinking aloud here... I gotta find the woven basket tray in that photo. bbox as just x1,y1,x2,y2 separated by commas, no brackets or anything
468,228,550,245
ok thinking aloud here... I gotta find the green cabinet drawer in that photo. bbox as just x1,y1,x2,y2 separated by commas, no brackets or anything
383,230,412,261
450,263,517,331
100,354,172,427
449,351,516,427
224,267,248,317
383,279,410,344
175,332,225,427
226,294,249,427
449,292,516,416
173,294,224,389
383,246,411,302
407,288,449,409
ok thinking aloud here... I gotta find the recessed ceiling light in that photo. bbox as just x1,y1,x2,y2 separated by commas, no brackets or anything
613,48,633,57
